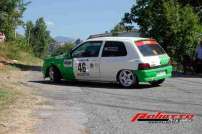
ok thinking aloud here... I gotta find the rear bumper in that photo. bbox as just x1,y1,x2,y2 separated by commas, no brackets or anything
134,65,172,82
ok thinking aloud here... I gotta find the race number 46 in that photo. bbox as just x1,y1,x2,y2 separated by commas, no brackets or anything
78,63,86,72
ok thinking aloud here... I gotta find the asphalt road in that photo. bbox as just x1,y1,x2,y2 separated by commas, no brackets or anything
26,71,202,134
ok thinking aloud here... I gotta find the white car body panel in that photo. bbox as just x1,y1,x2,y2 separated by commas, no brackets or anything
73,57,101,80
99,41,140,81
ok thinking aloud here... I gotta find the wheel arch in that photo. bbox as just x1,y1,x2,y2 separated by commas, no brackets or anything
45,64,62,78
116,70,123,82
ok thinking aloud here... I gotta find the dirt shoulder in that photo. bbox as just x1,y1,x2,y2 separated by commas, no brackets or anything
0,65,43,134
0,58,89,134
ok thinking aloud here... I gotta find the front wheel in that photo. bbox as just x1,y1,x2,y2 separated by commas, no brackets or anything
118,70,138,88
149,79,165,86
48,67,61,82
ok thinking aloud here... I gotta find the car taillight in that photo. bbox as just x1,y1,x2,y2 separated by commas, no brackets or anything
138,63,150,70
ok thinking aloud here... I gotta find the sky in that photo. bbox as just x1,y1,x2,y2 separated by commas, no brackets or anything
17,0,135,39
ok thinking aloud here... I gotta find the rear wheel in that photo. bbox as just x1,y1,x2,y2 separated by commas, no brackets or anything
48,67,61,82
149,79,165,86
118,70,138,88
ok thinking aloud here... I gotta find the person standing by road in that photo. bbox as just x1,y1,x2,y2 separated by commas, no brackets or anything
195,41,202,73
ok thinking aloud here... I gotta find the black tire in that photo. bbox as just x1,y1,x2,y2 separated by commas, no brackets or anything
117,70,138,88
48,67,62,82
149,79,165,86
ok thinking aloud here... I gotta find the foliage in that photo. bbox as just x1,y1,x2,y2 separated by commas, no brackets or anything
170,1,202,22
0,0,30,40
111,13,134,35
163,1,202,61
177,0,202,7
15,33,33,52
111,23,134,35
0,42,41,65
0,0,53,58
121,0,202,62
25,21,34,46
25,18,54,58
111,23,128,36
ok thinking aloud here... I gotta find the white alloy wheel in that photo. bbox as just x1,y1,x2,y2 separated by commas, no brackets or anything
118,70,136,87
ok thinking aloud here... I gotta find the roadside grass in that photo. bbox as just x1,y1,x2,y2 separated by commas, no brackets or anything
0,42,42,74
0,42,42,66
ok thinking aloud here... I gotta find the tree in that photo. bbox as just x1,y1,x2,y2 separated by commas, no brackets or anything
111,22,133,36
177,0,202,22
111,23,127,36
25,21,34,46
25,18,54,57
177,0,202,7
121,0,202,62
51,43,75,56
0,0,29,40
163,1,202,61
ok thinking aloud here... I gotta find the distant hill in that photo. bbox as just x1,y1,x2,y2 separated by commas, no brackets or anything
54,36,74,43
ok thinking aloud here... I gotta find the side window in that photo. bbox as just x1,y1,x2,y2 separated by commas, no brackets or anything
102,41,127,57
72,41,102,58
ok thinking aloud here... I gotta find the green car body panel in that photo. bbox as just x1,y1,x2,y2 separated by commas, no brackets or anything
43,53,76,80
134,65,172,82
134,55,172,82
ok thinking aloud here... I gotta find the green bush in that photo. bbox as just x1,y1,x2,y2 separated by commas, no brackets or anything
0,41,41,65
121,0,202,64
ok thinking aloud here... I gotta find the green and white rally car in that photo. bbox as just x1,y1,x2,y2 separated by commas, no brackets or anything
43,37,172,87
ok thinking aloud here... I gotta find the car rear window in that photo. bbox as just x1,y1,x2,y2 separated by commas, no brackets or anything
135,40,165,56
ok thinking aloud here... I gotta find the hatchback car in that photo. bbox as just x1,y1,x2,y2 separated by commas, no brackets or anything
43,37,172,87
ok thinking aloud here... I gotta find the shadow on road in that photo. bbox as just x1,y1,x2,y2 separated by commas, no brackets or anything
29,80,157,90
0,61,42,71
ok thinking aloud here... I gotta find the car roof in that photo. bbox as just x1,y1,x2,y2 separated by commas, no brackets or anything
87,37,150,42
